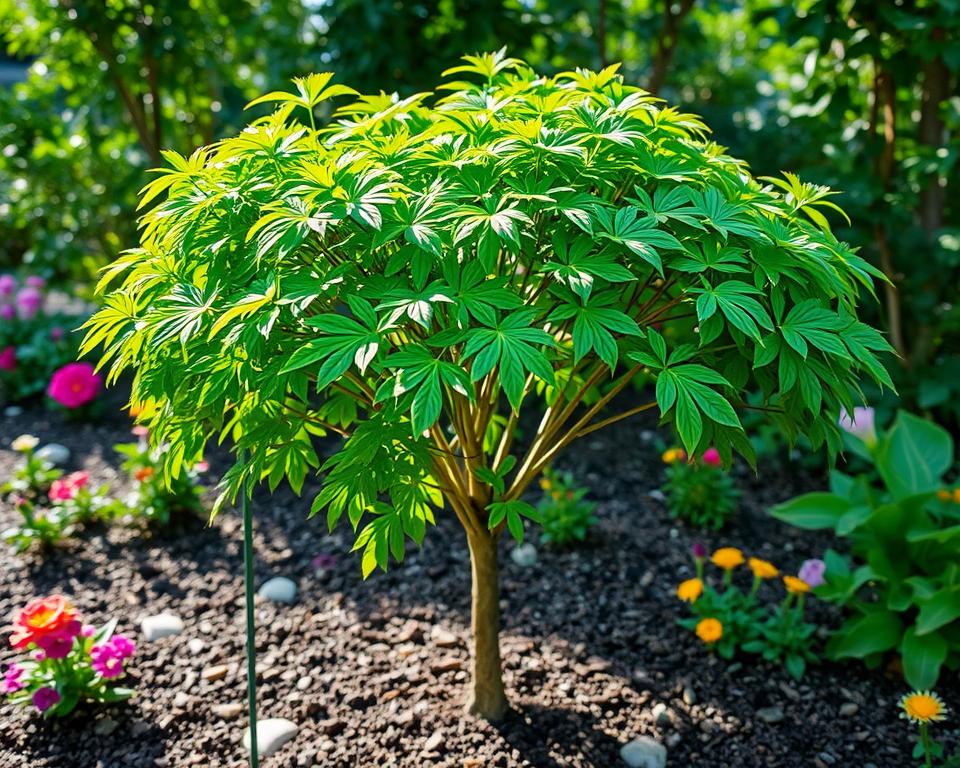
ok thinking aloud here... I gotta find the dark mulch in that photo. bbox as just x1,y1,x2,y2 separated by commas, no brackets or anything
0,398,956,768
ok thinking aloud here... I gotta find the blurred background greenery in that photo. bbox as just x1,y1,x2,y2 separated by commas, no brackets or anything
0,0,957,425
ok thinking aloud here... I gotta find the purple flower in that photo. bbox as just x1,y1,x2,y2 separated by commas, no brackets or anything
0,274,15,296
90,635,135,678
2,664,25,693
32,687,60,712
798,558,826,589
24,276,45,289
15,286,42,320
0,305,14,320
311,553,338,572
109,634,136,660
49,326,64,341
691,541,707,560
838,407,877,446
34,619,82,660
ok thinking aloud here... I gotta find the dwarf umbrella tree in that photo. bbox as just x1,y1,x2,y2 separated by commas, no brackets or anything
83,51,893,720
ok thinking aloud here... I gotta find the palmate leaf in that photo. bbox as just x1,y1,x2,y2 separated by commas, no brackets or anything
551,295,641,370
593,205,683,273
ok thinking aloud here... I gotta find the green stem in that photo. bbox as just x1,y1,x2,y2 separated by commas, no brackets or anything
240,455,259,768
920,723,931,768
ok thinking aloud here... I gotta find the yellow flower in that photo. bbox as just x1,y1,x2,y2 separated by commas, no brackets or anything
11,434,38,453
539,477,551,490
711,547,744,570
954,488,960,504
661,447,686,464
783,575,811,594
899,691,948,724
748,557,778,580
695,617,723,644
676,578,703,603
936,489,952,502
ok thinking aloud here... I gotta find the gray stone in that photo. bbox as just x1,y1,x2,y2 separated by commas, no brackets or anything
36,443,70,466
682,686,696,706
757,706,784,724
4,406,23,417
620,736,667,768
510,543,537,567
839,702,859,717
94,717,119,736
243,718,299,757
651,702,671,728
258,576,298,604
140,613,184,641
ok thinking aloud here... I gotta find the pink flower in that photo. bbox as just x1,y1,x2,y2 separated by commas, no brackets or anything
25,276,45,289
35,619,82,659
798,558,826,589
48,362,101,409
311,553,337,572
15,286,42,320
2,664,24,693
81,624,95,638
0,305,14,320
0,346,16,372
49,472,89,502
90,635,135,679
193,460,209,473
49,326,64,341
0,274,15,296
32,687,60,712
838,407,877,446
131,425,149,438
701,447,722,467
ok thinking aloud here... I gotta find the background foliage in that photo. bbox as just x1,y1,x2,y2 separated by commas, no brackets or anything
1,0,957,427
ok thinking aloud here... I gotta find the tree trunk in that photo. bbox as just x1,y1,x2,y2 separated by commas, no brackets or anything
465,528,508,720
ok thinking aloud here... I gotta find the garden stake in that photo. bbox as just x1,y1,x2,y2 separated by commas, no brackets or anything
240,458,259,768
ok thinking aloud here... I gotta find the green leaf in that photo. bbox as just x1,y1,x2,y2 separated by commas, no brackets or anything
915,588,960,635
770,492,849,530
828,611,902,659
875,412,953,499
901,627,947,689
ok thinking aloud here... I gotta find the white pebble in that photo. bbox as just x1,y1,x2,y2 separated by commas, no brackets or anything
140,613,185,641
243,718,299,757
36,443,70,466
258,576,298,604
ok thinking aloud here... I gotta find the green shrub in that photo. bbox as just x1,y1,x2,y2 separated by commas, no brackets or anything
84,51,891,719
536,467,597,546
662,446,739,529
772,410,960,689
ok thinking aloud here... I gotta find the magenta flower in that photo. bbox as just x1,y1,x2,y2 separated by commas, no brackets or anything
0,305,14,320
109,634,136,660
0,274,15,296
35,619,82,660
90,635,135,679
838,407,877,447
81,624,95,638
15,286,42,320
0,346,16,372
48,362,101,409
24,276,45,289
49,471,90,502
32,687,60,712
2,664,25,693
701,447,722,467
798,558,826,589
311,553,338,572
49,326,64,341
691,541,707,560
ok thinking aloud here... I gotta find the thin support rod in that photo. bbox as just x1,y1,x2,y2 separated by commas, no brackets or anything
241,456,259,767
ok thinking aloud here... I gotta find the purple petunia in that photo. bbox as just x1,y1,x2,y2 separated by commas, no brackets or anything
798,558,826,589
90,634,136,679
32,687,60,712
2,663,24,694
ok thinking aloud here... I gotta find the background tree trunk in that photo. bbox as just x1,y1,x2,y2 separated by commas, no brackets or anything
465,528,507,720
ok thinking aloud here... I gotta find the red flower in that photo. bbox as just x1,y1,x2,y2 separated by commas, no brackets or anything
10,595,80,653
47,362,101,408
49,471,89,502
0,346,17,372
134,467,155,482
701,447,722,467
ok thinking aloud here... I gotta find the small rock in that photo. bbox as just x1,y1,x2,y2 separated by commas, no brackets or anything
424,730,444,752
839,702,859,717
430,658,461,674
173,691,191,708
818,752,836,765
510,543,537,567
36,443,70,466
431,627,459,648
620,736,667,768
647,489,666,502
665,733,681,749
296,676,312,691
141,614,184,641
243,718,299,757
651,702,671,728
212,703,244,720
757,706,784,724
463,760,483,768
4,406,23,417
258,576,298,604
201,664,229,682
187,638,205,655
94,717,119,736
682,686,696,706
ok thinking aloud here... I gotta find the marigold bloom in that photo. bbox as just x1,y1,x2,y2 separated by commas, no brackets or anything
748,557,778,579
899,691,948,724
11,434,38,452
711,547,744,570
676,578,703,603
695,617,723,644
783,575,811,594
954,488,960,504
661,447,686,464
47,362,101,409
10,595,79,651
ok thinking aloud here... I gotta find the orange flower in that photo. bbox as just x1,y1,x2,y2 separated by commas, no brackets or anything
954,488,960,504
748,557,778,580
783,575,811,594
696,617,723,644
676,578,703,603
661,448,686,464
10,595,78,650
936,489,952,502
711,547,744,570
134,467,155,482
